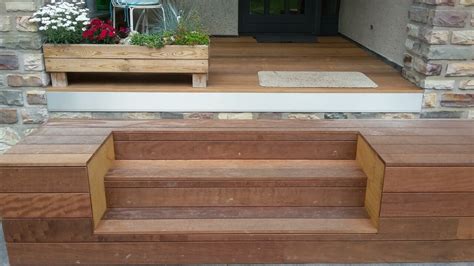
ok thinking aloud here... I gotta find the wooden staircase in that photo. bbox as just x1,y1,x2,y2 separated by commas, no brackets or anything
2,120,473,264
95,131,376,235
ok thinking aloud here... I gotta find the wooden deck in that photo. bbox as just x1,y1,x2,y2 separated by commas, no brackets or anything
47,36,421,93
1,120,473,264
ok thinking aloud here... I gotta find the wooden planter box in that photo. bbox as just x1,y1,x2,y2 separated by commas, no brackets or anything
43,44,209,88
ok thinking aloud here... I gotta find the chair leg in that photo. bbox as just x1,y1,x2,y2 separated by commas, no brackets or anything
112,7,116,29
161,7,166,30
130,7,135,32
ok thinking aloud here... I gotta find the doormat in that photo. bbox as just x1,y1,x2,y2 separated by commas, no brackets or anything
258,71,378,88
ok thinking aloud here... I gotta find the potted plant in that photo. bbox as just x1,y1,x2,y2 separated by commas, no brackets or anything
31,0,210,88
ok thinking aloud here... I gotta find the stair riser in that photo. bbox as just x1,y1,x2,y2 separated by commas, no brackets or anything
106,187,366,208
114,141,357,160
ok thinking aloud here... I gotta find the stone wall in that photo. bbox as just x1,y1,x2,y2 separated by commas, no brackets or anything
403,0,474,119
0,0,48,153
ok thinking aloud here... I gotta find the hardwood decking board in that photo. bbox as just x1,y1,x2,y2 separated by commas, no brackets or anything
20,135,107,145
7,240,474,264
113,140,357,160
0,167,89,192
106,160,366,179
112,131,358,141
6,144,99,154
106,187,365,208
0,193,92,218
3,217,472,243
384,167,474,192
103,207,369,220
95,218,377,235
381,193,474,217
380,154,474,167
0,154,91,167
364,135,474,145
373,145,474,154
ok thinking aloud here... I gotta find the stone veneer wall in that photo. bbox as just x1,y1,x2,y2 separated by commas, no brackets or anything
403,0,474,118
0,0,48,153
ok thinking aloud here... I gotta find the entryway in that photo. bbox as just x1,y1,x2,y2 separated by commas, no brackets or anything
239,0,341,40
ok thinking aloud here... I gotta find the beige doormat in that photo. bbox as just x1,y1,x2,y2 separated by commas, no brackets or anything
258,71,378,88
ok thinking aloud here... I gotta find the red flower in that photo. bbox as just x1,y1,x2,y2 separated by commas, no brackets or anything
99,29,107,40
90,18,102,27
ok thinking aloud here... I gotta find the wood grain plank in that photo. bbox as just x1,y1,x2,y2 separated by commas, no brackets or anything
8,240,474,264
0,167,89,192
95,218,377,235
0,154,91,167
0,193,92,218
356,135,385,227
384,167,474,192
6,144,98,154
43,44,209,60
113,131,358,141
114,140,357,160
20,135,107,144
87,135,115,228
3,217,471,243
105,160,367,188
374,144,474,154
364,135,474,145
45,58,209,73
106,187,365,208
103,207,369,220
380,154,474,167
381,193,474,217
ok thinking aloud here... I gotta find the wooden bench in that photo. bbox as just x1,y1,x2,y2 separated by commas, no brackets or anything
0,120,473,264
43,44,210,88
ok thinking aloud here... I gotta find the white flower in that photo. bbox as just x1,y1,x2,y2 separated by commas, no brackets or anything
51,25,57,29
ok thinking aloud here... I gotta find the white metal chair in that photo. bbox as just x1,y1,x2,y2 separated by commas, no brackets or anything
111,0,166,33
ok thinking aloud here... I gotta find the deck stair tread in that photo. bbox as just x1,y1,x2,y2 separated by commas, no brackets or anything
97,207,376,235
105,160,367,187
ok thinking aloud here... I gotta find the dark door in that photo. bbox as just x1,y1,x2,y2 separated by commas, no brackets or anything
239,0,320,35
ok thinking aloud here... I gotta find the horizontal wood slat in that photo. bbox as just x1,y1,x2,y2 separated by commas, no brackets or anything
103,207,369,219
7,240,474,264
0,193,92,218
113,131,359,141
106,187,365,208
384,167,474,192
45,59,209,73
3,217,472,243
381,193,474,217
43,44,209,60
113,141,357,160
0,154,91,167
0,167,89,192
95,218,377,235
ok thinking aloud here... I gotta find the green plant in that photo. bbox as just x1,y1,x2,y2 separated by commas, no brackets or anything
174,30,209,46
130,33,166,49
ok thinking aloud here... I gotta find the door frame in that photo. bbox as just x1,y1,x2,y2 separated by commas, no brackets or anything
238,0,322,35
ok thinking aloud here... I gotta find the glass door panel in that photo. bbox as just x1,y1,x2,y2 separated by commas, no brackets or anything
250,0,265,15
269,0,285,15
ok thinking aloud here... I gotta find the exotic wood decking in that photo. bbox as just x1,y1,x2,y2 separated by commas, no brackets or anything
47,36,421,93
0,120,473,265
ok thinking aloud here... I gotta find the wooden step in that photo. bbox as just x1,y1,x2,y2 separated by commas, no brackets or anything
96,207,376,235
105,160,367,187
105,160,367,208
